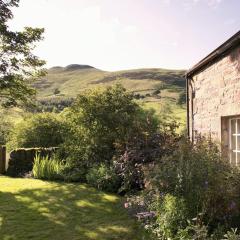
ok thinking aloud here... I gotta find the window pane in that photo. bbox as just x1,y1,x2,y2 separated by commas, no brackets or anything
237,119,240,134
231,119,236,134
231,152,237,165
231,134,236,150
237,136,240,150
237,153,240,166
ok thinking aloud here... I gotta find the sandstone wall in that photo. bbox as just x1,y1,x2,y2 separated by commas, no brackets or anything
188,45,240,143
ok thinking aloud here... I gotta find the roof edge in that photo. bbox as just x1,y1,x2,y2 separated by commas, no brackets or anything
185,30,240,78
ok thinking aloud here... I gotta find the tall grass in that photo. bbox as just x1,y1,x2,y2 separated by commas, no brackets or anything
33,154,65,180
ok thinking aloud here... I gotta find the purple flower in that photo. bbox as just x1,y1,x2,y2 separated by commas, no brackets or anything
229,201,236,210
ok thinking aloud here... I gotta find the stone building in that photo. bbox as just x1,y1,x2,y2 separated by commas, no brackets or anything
186,30,240,165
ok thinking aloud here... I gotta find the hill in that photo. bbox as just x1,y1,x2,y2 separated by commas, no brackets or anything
34,64,186,127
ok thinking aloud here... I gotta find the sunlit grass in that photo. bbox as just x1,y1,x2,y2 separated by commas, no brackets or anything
0,176,150,240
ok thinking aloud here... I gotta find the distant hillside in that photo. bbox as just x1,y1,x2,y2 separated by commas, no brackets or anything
34,64,187,126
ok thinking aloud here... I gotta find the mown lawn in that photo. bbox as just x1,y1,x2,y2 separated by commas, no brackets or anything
0,176,150,240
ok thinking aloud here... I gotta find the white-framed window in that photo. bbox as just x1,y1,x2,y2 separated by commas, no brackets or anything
229,118,240,166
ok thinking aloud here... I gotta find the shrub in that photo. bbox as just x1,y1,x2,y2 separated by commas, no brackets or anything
115,121,179,193
153,194,188,239
7,113,66,150
86,164,121,193
62,84,159,168
33,154,65,180
145,137,240,238
60,164,86,182
178,91,186,105
223,229,240,240
176,222,209,240
0,116,13,145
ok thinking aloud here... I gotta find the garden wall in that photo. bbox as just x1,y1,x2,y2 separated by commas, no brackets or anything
0,146,6,174
6,147,58,177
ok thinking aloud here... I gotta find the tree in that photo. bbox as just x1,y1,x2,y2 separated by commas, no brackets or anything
62,85,159,166
7,113,66,149
53,88,60,95
0,0,45,107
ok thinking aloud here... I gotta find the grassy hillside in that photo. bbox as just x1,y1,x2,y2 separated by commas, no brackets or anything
34,64,186,127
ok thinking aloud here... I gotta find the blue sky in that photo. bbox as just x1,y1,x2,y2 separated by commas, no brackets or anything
10,0,240,71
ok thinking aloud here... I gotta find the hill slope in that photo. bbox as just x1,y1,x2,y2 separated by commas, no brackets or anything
34,64,187,126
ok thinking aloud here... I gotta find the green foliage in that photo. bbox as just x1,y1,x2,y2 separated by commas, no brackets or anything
153,194,188,239
53,88,60,95
0,0,45,107
60,164,87,182
176,222,209,240
0,115,12,145
33,154,65,180
62,84,159,168
178,91,186,105
223,229,240,240
7,113,66,149
34,97,74,113
86,164,121,193
149,137,240,225
144,137,240,239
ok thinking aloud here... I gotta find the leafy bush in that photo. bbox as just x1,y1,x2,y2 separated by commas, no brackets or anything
115,122,179,193
0,116,12,145
223,229,240,240
86,164,121,193
144,137,240,238
176,222,209,240
33,154,65,180
60,164,86,182
178,91,186,105
7,113,66,150
62,84,159,170
153,194,188,239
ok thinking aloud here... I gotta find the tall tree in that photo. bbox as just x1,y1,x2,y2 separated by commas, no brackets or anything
0,0,45,107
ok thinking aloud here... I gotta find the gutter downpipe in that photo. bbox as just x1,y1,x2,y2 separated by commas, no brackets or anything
186,76,190,139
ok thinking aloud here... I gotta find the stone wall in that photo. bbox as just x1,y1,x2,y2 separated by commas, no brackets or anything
0,146,6,174
6,147,58,177
188,45,240,146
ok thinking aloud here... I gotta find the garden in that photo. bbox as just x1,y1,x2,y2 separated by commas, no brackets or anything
1,84,240,239
1,1,240,239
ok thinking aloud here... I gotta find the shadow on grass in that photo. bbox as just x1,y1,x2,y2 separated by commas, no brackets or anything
0,181,149,240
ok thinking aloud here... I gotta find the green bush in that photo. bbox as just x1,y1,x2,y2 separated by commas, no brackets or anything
153,194,188,239
62,84,159,170
86,164,121,193
145,137,240,238
223,229,240,240
0,116,12,145
178,91,186,105
33,154,65,180
60,164,87,182
7,113,66,150
176,222,209,240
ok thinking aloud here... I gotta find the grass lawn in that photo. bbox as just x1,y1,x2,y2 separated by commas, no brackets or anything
0,176,150,240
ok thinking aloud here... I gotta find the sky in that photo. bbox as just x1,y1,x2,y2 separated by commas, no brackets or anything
9,0,240,71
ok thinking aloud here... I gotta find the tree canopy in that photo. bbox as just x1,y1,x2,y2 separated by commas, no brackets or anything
0,0,45,107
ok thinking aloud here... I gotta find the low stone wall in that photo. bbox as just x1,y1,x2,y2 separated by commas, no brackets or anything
6,147,58,177
0,146,6,174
